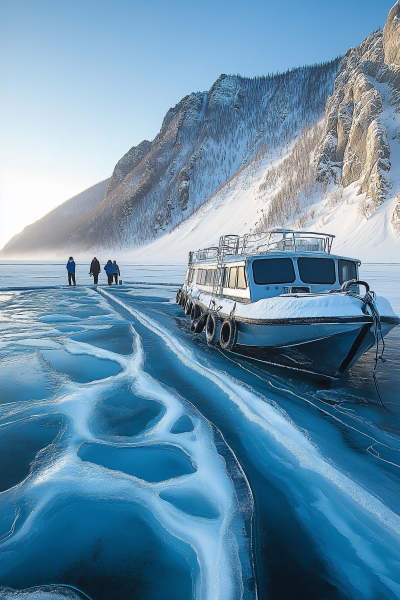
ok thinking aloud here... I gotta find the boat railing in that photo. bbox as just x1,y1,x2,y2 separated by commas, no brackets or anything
188,229,335,264
188,247,219,264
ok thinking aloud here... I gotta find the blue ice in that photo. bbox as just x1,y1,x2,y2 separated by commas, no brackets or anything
0,265,399,600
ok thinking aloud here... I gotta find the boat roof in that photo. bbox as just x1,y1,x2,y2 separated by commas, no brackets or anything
188,229,360,266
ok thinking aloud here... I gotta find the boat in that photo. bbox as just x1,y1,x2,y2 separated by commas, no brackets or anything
176,229,400,380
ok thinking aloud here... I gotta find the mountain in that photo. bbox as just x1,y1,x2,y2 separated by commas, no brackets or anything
1,179,109,257
124,2,400,264
2,2,400,262
0,61,339,257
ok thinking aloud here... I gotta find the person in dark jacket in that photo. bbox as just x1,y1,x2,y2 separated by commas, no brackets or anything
90,257,101,284
112,260,121,284
66,256,76,286
104,260,114,285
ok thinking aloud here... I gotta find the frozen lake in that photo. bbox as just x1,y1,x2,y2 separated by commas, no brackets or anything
0,261,399,600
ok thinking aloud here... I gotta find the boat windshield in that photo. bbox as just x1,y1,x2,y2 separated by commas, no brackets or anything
252,258,295,284
297,257,335,284
338,260,357,284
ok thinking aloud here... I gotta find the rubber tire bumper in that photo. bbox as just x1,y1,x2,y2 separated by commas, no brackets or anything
184,298,193,315
192,311,208,334
190,303,202,323
205,312,222,345
219,318,238,350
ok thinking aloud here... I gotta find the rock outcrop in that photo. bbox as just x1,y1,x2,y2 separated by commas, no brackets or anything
383,1,400,66
393,192,400,234
315,3,400,217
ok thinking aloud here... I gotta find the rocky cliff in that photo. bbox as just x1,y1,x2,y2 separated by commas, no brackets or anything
315,2,400,225
69,63,339,252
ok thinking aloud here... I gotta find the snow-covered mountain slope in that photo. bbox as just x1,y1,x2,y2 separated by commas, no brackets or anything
116,120,400,265
2,3,400,262
124,3,400,265
1,179,109,257
0,61,339,258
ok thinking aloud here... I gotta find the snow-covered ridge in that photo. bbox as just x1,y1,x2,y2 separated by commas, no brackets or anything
0,179,109,257
2,3,400,261
0,62,339,257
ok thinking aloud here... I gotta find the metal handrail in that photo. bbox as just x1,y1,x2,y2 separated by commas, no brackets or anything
189,229,335,264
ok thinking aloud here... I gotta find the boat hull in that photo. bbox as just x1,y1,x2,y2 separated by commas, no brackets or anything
181,291,399,379
231,322,376,378
231,318,397,378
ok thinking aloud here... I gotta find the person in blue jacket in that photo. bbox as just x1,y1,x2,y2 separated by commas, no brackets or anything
112,260,121,284
66,256,76,286
104,259,114,285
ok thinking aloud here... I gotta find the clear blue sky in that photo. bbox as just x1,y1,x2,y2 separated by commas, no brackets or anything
0,0,394,247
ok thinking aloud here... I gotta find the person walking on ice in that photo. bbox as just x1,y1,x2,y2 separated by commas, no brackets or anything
90,257,101,284
104,259,114,285
112,260,121,284
66,256,76,286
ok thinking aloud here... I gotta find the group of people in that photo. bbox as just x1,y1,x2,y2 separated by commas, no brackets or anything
66,257,121,286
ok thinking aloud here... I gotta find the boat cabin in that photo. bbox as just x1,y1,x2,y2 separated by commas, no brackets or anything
185,230,360,302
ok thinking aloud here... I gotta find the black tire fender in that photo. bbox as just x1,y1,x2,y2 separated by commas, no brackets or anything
190,303,202,323
180,292,187,308
219,318,238,350
184,298,193,315
205,312,222,345
176,289,182,304
193,311,208,334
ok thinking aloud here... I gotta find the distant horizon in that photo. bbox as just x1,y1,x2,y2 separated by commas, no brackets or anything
0,0,395,249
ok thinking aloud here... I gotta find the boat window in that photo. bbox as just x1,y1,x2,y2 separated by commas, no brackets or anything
187,268,194,284
228,267,237,288
213,268,222,289
222,267,229,287
338,260,357,285
197,269,206,285
237,266,247,289
252,258,295,284
298,257,335,284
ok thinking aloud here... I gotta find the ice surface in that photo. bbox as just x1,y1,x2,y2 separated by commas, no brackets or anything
160,489,220,519
171,414,195,433
39,349,122,383
0,354,55,404
0,585,89,599
0,265,399,600
78,442,196,482
0,421,59,492
0,280,255,600
69,323,133,355
100,280,400,599
92,385,164,438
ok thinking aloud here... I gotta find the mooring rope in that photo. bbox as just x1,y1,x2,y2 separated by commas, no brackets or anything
361,290,387,408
